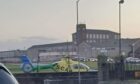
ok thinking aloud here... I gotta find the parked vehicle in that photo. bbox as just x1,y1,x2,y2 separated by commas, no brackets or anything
0,63,19,84
20,55,90,73
125,57,140,63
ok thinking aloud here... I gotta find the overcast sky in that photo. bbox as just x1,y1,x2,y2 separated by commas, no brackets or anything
0,0,140,51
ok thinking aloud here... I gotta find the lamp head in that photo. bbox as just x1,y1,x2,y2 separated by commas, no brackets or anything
119,0,124,4
77,0,80,3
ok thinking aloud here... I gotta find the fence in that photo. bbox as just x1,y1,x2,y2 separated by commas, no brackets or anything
15,72,98,84
44,78,98,84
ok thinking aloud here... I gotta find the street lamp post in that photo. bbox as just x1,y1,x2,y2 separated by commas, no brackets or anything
76,0,80,25
119,0,124,80
119,0,124,57
76,0,81,84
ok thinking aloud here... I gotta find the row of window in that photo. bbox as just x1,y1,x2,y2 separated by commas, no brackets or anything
92,47,116,50
40,47,77,52
86,40,96,43
0,52,15,57
86,34,110,39
86,39,108,43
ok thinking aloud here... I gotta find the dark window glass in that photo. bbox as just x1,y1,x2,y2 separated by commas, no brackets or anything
72,64,85,69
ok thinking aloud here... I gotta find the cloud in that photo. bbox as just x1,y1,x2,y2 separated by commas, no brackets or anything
0,36,62,51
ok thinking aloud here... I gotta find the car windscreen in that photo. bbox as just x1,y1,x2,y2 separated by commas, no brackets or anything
0,69,18,84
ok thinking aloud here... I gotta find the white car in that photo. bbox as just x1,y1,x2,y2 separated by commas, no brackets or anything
0,63,19,84
89,58,98,62
125,57,140,63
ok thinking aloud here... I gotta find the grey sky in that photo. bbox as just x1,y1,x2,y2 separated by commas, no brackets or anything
0,0,140,51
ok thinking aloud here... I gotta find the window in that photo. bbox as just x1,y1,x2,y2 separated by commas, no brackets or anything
93,34,95,38
86,34,89,38
90,34,92,39
93,40,96,43
90,40,92,43
72,64,85,69
100,34,102,39
103,34,106,39
106,35,109,39
96,34,99,39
